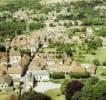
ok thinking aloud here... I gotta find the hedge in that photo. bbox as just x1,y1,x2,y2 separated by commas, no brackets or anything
50,72,65,79
69,72,90,79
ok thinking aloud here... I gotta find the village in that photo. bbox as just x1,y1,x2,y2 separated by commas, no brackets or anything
0,30,99,94
0,0,106,100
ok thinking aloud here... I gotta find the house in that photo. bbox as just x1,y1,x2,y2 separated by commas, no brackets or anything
48,61,86,73
0,74,13,91
7,67,22,79
70,61,86,73
0,65,7,75
9,48,21,67
48,61,96,74
81,64,97,74
27,70,50,81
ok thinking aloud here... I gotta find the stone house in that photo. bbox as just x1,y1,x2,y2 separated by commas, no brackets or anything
48,61,86,73
9,48,21,67
48,61,96,74
7,67,22,79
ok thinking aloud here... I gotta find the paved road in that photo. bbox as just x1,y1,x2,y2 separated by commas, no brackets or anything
34,82,61,93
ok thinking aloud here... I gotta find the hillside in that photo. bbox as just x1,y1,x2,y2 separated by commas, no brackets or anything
0,0,106,100
0,0,106,74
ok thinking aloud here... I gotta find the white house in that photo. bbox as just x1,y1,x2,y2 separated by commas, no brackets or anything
0,74,13,91
0,82,8,91
27,70,50,81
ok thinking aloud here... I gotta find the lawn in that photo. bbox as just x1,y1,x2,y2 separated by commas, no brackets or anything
42,48,57,52
0,91,16,100
0,92,8,100
83,48,106,64
96,66,106,75
45,88,65,100
0,0,13,5
96,66,106,80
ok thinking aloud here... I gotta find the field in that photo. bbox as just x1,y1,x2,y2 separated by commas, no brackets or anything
45,88,65,100
83,48,106,64
42,48,57,53
0,91,16,100
0,0,13,5
96,66,106,75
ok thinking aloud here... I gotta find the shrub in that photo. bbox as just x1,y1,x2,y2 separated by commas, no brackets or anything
49,23,55,27
69,72,90,79
101,72,106,76
85,77,99,85
102,61,106,66
90,51,96,55
50,72,65,79
20,91,51,100
93,59,100,66
93,81,106,100
29,22,44,30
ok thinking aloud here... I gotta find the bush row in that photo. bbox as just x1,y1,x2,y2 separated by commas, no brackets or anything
69,72,90,79
50,72,65,79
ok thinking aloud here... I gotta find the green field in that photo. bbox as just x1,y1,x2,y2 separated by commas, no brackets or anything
42,48,57,52
0,92,15,100
83,48,106,64
45,88,65,100
0,0,13,5
96,66,106,75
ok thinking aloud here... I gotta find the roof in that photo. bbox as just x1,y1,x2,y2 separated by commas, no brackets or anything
7,67,21,74
0,74,13,85
0,65,7,74
9,48,21,56
81,64,93,68
71,61,82,68
27,70,49,76
28,66,42,71
11,32,42,48
47,61,86,73
29,56,46,68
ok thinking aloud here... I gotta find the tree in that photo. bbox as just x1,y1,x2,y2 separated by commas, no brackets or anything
29,21,44,31
72,80,106,100
56,44,73,57
20,91,51,100
92,81,106,100
85,77,99,85
79,84,93,100
87,37,102,50
65,80,84,100
61,79,70,94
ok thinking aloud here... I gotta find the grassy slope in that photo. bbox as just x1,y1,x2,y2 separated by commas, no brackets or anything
0,92,16,100
0,0,13,5
96,66,106,74
45,88,65,100
83,48,106,64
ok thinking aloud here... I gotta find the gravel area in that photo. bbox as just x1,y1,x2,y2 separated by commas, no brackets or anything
34,82,61,93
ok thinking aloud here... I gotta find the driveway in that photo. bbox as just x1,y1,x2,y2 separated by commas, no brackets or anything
34,82,61,93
